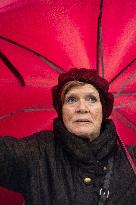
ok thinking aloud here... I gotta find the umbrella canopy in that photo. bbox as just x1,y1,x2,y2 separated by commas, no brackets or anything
0,0,136,204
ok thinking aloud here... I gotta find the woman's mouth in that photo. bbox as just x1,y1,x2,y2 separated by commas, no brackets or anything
75,119,91,123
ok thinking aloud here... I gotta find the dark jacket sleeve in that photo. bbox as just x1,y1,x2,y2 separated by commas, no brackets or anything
0,132,46,194
127,145,136,165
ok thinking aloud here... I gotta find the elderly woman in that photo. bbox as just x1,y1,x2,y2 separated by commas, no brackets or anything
0,68,135,205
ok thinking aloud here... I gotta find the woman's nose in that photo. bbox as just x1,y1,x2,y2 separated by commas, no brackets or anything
76,100,89,113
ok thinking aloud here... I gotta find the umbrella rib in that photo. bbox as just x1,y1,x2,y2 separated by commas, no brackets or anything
0,35,64,74
23,108,54,112
116,110,136,126
0,102,54,121
114,70,136,99
114,102,136,109
96,0,104,77
113,91,136,95
109,57,136,84
0,50,25,86
112,109,136,131
27,102,53,109
112,113,136,131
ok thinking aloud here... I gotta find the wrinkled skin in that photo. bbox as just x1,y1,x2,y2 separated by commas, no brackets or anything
62,84,102,141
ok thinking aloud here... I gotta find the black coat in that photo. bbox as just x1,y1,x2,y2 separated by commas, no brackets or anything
0,118,135,205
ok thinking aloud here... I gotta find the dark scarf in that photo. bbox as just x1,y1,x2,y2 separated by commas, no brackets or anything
53,118,118,165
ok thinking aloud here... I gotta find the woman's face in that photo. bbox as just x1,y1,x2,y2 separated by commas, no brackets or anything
62,83,102,140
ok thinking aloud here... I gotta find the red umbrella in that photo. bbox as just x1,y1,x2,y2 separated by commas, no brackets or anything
0,0,136,204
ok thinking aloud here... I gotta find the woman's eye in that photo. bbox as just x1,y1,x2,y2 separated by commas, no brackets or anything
65,96,77,104
87,95,97,103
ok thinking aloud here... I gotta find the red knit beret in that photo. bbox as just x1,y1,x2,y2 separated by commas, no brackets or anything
52,68,114,119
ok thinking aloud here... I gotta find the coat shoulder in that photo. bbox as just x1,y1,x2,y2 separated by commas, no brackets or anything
25,130,55,143
19,130,55,156
126,145,136,165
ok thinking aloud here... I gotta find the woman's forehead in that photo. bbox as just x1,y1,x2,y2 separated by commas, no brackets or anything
65,84,99,97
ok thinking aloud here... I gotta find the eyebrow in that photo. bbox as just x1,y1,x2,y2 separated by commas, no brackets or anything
65,91,98,97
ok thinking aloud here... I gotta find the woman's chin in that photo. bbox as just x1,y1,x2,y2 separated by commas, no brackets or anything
71,129,99,141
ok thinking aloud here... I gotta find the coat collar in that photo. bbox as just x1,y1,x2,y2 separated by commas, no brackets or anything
53,118,118,164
